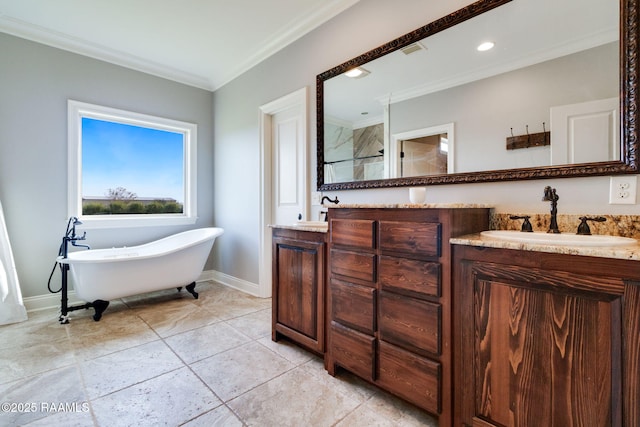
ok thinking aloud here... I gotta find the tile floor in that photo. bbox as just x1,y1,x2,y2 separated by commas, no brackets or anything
0,281,438,426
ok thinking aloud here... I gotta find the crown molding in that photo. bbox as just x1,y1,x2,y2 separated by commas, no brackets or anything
0,15,213,90
215,0,361,89
0,0,361,91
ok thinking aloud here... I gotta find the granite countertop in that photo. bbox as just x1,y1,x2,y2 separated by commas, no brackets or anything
270,204,492,233
329,203,493,209
272,212,640,258
451,232,640,261
269,224,328,233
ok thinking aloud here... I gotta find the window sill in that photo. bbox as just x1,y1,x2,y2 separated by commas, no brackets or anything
77,214,198,229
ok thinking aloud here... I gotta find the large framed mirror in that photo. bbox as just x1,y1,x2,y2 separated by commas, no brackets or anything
317,0,639,191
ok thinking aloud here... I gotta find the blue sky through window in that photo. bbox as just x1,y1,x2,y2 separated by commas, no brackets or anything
81,118,185,203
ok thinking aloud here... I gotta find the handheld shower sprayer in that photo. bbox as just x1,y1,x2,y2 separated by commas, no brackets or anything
61,217,90,257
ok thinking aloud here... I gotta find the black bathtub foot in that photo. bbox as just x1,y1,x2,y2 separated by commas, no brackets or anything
92,300,110,321
185,282,198,299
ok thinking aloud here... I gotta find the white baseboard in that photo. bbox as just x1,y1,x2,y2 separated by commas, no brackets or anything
24,292,84,313
202,269,265,298
23,269,264,313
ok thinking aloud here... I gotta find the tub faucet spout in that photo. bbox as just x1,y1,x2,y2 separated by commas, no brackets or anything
542,186,560,234
61,217,90,257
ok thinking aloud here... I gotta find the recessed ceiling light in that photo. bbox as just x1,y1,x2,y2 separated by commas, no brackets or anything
477,41,495,52
344,67,370,78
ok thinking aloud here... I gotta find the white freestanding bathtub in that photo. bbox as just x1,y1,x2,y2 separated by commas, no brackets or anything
58,227,223,309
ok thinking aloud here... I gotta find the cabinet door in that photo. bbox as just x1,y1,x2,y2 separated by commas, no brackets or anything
458,260,624,427
475,279,618,427
273,236,324,352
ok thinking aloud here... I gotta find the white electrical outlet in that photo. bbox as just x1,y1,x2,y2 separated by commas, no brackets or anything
609,176,637,204
311,192,322,206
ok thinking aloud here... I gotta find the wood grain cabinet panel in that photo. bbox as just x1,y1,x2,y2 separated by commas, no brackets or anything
275,244,318,337
378,291,441,356
377,341,441,414
379,221,441,257
476,279,616,426
331,279,376,334
454,245,640,427
272,228,326,355
330,248,376,283
330,219,376,249
331,322,376,381
327,207,490,427
379,255,440,298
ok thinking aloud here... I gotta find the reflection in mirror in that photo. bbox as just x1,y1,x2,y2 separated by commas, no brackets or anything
317,0,638,191
390,123,454,178
324,121,452,182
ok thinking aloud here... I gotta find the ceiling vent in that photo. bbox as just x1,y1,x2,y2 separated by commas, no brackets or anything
401,42,426,55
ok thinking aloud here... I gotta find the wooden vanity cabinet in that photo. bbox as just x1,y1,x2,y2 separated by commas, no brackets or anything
326,207,489,426
453,245,640,427
272,227,326,355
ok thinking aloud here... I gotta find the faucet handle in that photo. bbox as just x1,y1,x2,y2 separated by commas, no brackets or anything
576,216,606,235
509,215,533,232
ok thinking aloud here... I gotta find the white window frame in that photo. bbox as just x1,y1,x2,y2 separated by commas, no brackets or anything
67,100,197,228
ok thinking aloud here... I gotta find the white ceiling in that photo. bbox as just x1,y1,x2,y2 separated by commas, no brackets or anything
0,0,360,91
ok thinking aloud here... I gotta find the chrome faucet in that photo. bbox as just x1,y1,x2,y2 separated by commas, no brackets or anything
542,186,560,234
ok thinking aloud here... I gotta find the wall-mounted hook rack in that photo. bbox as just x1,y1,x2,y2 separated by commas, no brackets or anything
506,123,550,150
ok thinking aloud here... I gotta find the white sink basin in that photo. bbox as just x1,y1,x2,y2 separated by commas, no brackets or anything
293,221,328,230
481,230,638,247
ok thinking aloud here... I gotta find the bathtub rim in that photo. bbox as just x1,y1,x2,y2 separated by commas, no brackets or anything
57,227,223,264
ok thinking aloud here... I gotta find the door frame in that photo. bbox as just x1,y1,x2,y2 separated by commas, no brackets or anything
258,87,308,298
390,122,455,177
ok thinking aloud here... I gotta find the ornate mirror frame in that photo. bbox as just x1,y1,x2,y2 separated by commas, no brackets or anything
317,0,639,191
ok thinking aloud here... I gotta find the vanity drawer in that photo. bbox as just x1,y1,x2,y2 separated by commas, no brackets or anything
379,256,441,298
379,221,441,257
331,279,376,334
377,341,441,414
330,219,376,249
378,291,441,356
331,322,376,381
330,249,376,283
